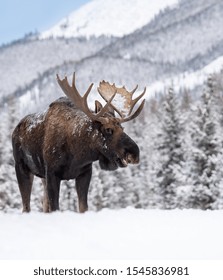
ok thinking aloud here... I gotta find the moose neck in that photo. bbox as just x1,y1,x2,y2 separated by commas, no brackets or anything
68,114,102,163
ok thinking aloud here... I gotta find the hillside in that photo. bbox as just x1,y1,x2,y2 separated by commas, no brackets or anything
73,0,223,88
102,0,222,66
0,36,114,103
1,0,223,109
40,0,178,39
0,0,179,105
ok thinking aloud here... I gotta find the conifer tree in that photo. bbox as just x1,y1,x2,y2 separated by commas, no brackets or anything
155,87,185,209
189,76,221,209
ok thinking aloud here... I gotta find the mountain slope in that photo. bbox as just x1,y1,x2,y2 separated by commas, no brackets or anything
5,0,223,117
100,0,223,69
69,0,223,92
0,36,114,103
40,0,178,39
2,0,223,113
43,0,223,89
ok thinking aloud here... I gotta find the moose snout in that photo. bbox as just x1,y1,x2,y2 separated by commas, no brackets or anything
126,153,139,164
121,134,140,165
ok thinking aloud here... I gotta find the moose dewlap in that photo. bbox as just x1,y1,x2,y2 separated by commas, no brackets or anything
12,73,146,213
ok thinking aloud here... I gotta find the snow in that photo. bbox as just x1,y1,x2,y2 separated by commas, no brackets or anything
40,0,178,39
147,56,223,98
0,208,223,260
112,94,129,117
26,112,46,132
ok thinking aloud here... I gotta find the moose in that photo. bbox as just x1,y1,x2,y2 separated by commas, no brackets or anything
12,73,146,213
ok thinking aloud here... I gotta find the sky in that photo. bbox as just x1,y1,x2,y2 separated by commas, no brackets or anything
0,0,90,46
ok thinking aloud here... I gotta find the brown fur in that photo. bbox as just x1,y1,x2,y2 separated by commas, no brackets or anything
12,97,141,213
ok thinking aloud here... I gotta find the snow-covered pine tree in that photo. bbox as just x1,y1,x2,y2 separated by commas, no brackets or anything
181,87,192,111
211,71,223,208
0,100,22,211
154,87,185,209
189,76,221,209
0,107,12,165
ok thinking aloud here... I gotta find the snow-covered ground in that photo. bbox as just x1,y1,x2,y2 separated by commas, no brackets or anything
0,208,222,260
41,0,178,39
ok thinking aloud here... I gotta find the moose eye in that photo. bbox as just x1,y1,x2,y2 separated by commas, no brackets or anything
105,128,113,135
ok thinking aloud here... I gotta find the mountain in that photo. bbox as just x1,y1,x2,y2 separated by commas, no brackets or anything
13,0,223,116
40,0,178,39
0,36,114,104
100,0,223,69
72,0,223,90
2,0,223,110
0,0,179,111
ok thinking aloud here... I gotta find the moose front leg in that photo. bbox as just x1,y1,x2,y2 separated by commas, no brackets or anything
15,162,34,213
45,170,61,212
76,165,92,213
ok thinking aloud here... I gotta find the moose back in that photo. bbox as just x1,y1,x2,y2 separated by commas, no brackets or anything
12,73,146,213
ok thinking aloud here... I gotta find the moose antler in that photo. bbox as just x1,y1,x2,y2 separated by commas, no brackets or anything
98,81,146,123
56,73,116,122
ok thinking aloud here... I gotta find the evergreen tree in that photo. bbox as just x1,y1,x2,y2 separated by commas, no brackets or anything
189,76,221,209
181,87,192,111
155,87,185,209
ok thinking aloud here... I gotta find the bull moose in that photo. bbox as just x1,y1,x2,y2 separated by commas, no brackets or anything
12,73,146,213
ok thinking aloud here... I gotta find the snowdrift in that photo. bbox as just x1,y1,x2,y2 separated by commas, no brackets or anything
0,208,222,260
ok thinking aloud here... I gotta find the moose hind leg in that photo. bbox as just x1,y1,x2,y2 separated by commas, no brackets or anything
41,178,50,213
45,171,61,212
76,165,92,213
15,162,34,213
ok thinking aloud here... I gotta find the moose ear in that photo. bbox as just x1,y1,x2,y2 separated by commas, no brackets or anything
95,100,116,117
95,100,103,113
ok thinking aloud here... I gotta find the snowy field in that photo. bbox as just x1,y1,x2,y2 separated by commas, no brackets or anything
0,208,223,260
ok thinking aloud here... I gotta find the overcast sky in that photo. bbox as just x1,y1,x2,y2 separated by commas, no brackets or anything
0,0,90,45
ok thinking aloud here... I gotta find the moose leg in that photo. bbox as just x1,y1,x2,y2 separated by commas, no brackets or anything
76,165,92,213
15,162,34,213
45,171,61,212
41,178,50,213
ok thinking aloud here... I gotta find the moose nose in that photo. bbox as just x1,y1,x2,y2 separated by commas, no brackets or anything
120,132,140,164
124,139,140,164
127,153,139,164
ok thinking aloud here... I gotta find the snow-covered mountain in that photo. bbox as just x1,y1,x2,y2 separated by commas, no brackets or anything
1,0,222,106
40,0,178,39
146,55,223,97
1,0,222,113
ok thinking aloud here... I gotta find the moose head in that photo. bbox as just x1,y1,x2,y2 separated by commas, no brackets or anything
12,73,146,213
